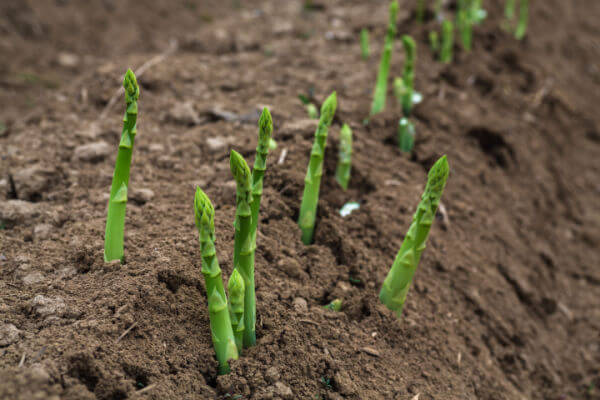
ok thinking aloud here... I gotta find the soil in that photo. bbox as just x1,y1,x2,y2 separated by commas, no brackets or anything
1,0,599,399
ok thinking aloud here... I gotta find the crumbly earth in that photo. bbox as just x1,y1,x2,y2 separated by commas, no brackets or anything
1,1,599,399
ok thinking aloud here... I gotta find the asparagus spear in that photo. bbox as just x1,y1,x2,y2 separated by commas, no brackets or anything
227,269,245,352
335,124,353,190
379,156,449,317
194,188,238,374
515,0,529,40
298,92,337,245
416,0,425,23
230,150,256,348
250,108,273,248
104,68,140,263
398,117,416,152
429,31,440,55
360,28,370,60
459,0,475,51
401,35,416,117
440,19,454,63
370,1,398,116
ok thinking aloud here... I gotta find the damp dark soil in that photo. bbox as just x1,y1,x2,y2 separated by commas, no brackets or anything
1,1,599,399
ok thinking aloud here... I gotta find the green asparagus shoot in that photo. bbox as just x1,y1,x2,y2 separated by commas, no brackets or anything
429,31,440,54
230,149,256,348
370,0,398,116
306,103,319,119
440,19,454,63
504,0,515,20
434,0,443,20
335,124,353,190
416,0,425,23
298,92,337,244
360,28,370,60
104,68,140,263
398,117,416,152
379,155,449,317
194,188,238,374
227,268,245,352
324,299,342,311
471,0,487,24
457,0,472,51
401,35,416,117
515,0,528,40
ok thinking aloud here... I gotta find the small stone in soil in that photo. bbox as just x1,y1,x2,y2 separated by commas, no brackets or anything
31,295,67,318
72,141,111,162
0,323,20,347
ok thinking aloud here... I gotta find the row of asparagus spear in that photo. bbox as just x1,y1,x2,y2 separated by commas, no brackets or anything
100,0,505,373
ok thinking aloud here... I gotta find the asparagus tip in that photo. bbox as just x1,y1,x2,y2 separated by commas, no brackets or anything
320,91,338,126
123,68,139,101
194,187,215,231
229,150,252,190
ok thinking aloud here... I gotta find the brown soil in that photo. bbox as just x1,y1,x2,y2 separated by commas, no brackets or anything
1,0,599,399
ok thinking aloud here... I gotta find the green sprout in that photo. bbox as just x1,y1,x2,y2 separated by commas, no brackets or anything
335,124,353,190
401,35,416,117
230,149,257,348
306,103,319,119
227,269,245,352
379,155,449,317
298,92,337,244
104,68,140,263
515,0,529,40
429,31,440,54
398,117,416,152
457,0,472,51
323,299,342,311
194,188,239,374
370,0,398,116
360,28,370,60
440,19,454,63
416,0,425,23
505,0,515,21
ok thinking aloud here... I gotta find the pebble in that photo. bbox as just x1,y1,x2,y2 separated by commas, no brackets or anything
274,382,293,399
129,188,154,205
279,119,318,138
277,257,303,279
73,141,111,162
360,346,380,357
31,295,67,318
0,200,41,223
23,272,45,285
206,136,229,152
57,267,77,279
166,101,201,125
57,52,80,68
148,143,165,153
221,180,237,200
11,164,58,201
334,370,357,395
0,323,20,347
292,297,308,313
34,223,53,240
29,364,51,383
264,366,280,384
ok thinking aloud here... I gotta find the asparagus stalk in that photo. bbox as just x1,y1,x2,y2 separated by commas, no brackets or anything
360,28,370,60
298,92,338,244
227,269,245,352
104,69,140,263
429,31,440,54
398,117,416,152
230,150,256,348
504,0,515,21
324,299,342,311
401,35,416,117
370,1,398,116
335,124,353,190
440,19,454,63
515,0,529,40
457,0,472,51
416,0,425,23
194,188,238,374
379,155,449,317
